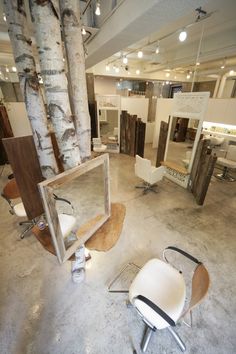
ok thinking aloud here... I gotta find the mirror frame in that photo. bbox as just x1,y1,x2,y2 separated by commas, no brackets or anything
38,154,110,264
164,92,210,173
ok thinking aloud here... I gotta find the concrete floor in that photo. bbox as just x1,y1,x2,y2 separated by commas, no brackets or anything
0,151,236,354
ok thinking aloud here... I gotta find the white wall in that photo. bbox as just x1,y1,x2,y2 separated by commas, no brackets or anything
121,97,148,122
94,76,117,95
153,98,236,148
6,102,32,137
221,79,235,98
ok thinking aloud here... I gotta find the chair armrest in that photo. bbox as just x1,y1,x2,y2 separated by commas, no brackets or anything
134,295,176,327
163,246,201,265
53,193,74,214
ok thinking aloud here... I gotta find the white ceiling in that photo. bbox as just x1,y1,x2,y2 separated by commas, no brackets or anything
0,0,236,82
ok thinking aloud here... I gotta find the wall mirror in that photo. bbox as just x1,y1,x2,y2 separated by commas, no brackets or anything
166,117,200,171
99,109,119,144
96,95,121,153
38,154,110,264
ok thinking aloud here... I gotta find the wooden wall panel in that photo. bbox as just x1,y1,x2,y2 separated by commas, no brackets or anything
3,136,44,219
156,120,169,167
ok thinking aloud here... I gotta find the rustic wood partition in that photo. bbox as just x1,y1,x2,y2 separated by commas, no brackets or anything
120,111,146,157
156,120,169,167
3,135,44,219
188,139,217,205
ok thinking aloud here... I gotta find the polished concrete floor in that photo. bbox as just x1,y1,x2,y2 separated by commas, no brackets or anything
0,151,236,354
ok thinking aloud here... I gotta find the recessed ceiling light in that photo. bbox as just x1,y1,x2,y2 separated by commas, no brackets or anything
179,30,187,42
155,45,159,54
229,70,234,76
115,67,120,73
81,27,86,35
127,71,130,75
186,74,191,79
6,67,9,72
196,62,200,66
165,81,169,84
136,69,140,75
3,13,6,22
105,65,110,72
12,66,17,72
220,65,225,69
165,72,170,78
137,51,143,58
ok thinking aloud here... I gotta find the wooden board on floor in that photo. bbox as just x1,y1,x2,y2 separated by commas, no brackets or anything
33,203,126,256
3,135,44,219
85,203,126,251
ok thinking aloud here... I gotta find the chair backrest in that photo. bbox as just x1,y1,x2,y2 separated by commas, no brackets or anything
226,145,236,162
93,138,102,147
135,155,152,182
2,178,20,200
181,263,210,318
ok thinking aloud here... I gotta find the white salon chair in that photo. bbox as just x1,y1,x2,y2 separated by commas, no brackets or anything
129,247,210,352
135,155,165,194
92,138,107,153
216,144,236,181
1,179,36,239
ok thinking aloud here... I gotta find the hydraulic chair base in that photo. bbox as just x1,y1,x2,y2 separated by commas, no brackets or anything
215,166,236,182
135,182,158,194
19,219,36,239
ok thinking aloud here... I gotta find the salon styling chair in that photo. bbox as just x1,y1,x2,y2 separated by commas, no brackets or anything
108,246,210,353
135,155,165,194
1,178,36,239
215,144,236,181
92,138,107,153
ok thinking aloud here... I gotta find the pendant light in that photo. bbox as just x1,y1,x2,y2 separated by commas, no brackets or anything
179,30,187,42
95,2,101,16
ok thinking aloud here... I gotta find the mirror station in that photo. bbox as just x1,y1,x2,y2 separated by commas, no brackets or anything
38,154,110,263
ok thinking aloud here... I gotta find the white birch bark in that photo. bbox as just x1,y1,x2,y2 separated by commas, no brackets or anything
60,0,91,162
3,0,58,178
30,0,81,169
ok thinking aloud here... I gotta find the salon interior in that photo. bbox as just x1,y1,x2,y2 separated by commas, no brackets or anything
0,1,236,353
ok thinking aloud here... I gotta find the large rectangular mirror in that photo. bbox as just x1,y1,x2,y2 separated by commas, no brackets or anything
166,117,200,171
38,154,110,263
98,109,119,152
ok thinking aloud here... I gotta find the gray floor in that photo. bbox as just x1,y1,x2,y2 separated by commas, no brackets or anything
0,152,236,354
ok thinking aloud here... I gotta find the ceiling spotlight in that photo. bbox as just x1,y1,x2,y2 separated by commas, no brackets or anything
196,62,200,66
81,27,86,35
229,70,234,76
186,74,191,79
12,66,17,72
179,30,187,42
165,72,170,78
137,51,143,58
122,56,128,64
95,2,101,16
3,13,6,22
6,67,9,72
115,67,120,73
155,44,160,54
136,69,140,75
105,65,110,72
221,65,225,69
128,71,130,75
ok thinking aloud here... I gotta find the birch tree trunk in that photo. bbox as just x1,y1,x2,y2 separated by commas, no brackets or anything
30,0,81,169
60,0,91,162
3,0,58,178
